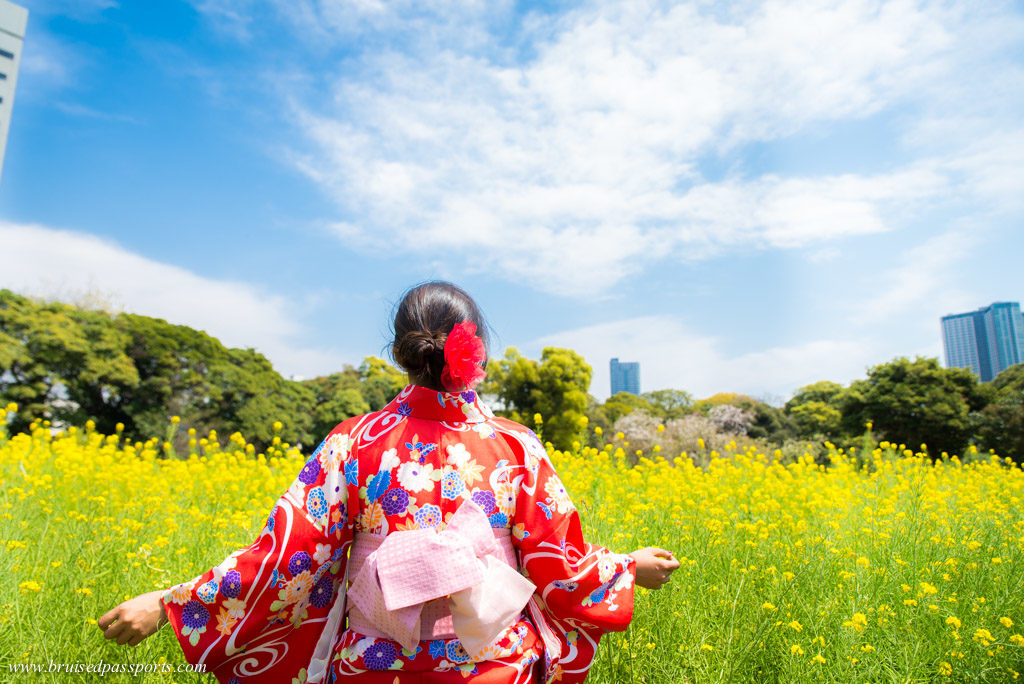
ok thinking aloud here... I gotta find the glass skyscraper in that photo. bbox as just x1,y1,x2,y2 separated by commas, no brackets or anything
941,302,1024,382
0,0,27,186
610,358,640,396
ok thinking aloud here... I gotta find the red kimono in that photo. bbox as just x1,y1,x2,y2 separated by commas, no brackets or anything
161,385,636,683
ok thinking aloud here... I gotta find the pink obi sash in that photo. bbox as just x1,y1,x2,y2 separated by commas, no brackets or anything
345,500,536,659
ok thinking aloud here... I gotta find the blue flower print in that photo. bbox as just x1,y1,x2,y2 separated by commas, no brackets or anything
429,640,446,658
441,471,464,500
446,640,470,663
344,459,359,487
397,401,412,417
196,579,218,604
415,504,442,529
306,487,328,519
488,512,509,528
366,470,391,502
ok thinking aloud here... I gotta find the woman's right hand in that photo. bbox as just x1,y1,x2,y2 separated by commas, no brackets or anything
628,547,680,590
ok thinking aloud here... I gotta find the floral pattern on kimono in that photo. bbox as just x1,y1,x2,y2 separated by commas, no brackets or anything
161,384,635,684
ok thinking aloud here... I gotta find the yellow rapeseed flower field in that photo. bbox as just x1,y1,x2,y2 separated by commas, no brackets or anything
1,404,1022,682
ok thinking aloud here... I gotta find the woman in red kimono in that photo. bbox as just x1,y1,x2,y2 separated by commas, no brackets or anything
99,281,679,683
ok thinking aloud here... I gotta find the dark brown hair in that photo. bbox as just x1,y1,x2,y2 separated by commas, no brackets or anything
391,281,489,390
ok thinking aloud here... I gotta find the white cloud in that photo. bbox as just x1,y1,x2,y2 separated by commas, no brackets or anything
853,228,979,325
274,0,1021,296
0,222,349,379
531,315,873,401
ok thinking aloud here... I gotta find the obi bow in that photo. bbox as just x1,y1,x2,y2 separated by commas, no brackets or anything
347,499,536,658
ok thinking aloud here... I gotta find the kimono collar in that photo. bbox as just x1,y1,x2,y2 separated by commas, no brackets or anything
383,384,494,424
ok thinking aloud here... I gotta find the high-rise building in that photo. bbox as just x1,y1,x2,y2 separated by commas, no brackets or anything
941,302,1024,382
0,0,28,186
610,358,640,396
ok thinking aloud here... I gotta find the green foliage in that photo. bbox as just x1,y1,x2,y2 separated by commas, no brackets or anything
357,356,408,411
0,290,139,433
302,368,370,439
641,388,694,419
991,363,1024,396
602,392,655,425
785,381,845,438
839,356,989,456
973,389,1024,463
481,346,592,449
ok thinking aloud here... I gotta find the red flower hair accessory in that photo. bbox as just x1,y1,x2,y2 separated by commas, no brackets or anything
441,320,487,392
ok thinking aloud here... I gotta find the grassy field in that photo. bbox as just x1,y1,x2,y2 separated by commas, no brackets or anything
1,405,1022,682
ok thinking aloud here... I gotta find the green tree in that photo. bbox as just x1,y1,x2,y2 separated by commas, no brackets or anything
839,356,990,456
358,356,408,410
785,381,844,438
303,367,369,439
0,290,139,433
602,392,654,425
992,363,1024,395
481,347,592,450
973,389,1024,464
641,389,694,419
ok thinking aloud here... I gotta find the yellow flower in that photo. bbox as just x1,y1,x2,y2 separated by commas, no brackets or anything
811,654,826,664
856,556,870,568
946,616,962,629
75,588,92,596
762,602,776,612
272,421,283,432
1009,634,1024,647
920,582,939,595
1000,617,1014,629
790,644,804,655
700,644,713,652
938,661,952,676
788,621,803,632
18,581,42,593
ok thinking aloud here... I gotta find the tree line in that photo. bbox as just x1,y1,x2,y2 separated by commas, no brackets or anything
2,289,1022,461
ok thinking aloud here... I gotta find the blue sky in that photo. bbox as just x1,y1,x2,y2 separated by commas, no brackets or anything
2,0,1023,402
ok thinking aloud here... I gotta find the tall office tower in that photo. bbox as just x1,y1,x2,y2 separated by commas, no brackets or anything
610,357,641,396
0,0,27,186
941,302,1024,382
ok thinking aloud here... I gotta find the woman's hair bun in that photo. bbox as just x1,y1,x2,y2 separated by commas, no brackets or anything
391,281,488,388
394,329,447,373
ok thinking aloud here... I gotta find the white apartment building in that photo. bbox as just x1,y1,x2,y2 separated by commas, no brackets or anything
0,0,27,186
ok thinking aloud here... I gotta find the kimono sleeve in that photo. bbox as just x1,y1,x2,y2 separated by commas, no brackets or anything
160,430,355,684
508,432,636,684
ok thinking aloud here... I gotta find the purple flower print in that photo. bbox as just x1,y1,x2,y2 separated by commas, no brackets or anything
219,570,241,599
288,551,311,576
181,600,209,629
363,641,398,670
471,490,497,514
309,575,334,609
298,457,321,485
381,487,410,516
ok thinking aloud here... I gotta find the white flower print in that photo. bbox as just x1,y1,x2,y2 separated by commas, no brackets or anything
379,448,400,471
446,443,471,469
319,433,352,470
494,481,517,517
544,476,575,514
313,543,332,564
398,460,436,493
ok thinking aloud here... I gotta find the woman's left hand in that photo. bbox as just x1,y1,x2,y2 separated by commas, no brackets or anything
98,589,168,646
